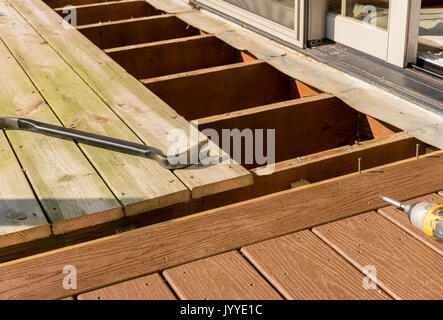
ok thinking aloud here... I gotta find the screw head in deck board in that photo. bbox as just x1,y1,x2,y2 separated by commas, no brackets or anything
77,273,176,300
313,212,443,300
241,230,389,300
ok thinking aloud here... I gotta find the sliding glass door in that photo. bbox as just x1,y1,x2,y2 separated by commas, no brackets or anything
192,0,307,47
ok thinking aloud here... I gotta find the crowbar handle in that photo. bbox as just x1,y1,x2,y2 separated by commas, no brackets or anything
0,117,207,170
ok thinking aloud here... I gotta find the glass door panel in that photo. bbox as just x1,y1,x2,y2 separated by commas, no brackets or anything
223,0,295,29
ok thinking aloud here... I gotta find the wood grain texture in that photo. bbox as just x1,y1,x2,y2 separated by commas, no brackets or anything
0,131,50,248
10,0,252,199
105,34,245,79
78,14,200,49
0,154,441,299
196,94,359,166
163,251,282,300
313,212,443,300
378,193,443,256
0,24,122,235
0,0,189,219
78,273,176,300
44,0,120,8
143,60,295,120
56,0,162,26
241,230,389,300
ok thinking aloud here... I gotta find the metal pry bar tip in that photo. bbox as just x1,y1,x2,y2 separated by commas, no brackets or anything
379,195,405,210
0,117,208,170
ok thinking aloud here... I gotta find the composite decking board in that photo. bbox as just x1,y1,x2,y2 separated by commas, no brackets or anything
241,230,389,300
77,273,176,300
0,131,51,248
378,193,443,256
163,251,283,300
0,0,189,222
78,14,200,49
105,34,246,79
195,94,359,166
55,0,162,26
0,29,123,235
143,60,298,120
0,154,441,299
9,0,252,199
313,212,443,300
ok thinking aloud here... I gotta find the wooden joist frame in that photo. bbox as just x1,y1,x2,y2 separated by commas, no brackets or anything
78,14,201,49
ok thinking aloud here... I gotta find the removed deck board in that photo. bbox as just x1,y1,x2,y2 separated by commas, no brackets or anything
0,0,189,219
163,251,282,300
0,154,441,299
77,273,176,300
313,212,443,300
0,33,122,235
241,230,389,300
9,0,252,199
378,193,443,256
0,131,50,248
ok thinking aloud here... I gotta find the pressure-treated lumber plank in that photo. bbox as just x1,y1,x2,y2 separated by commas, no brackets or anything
313,212,443,300
56,0,162,26
163,251,282,300
378,193,443,256
78,273,176,300
78,14,200,49
0,1,189,220
195,94,359,166
0,154,441,299
241,230,389,300
0,131,50,249
44,0,120,8
0,29,122,235
105,34,247,79
143,60,305,120
9,0,253,199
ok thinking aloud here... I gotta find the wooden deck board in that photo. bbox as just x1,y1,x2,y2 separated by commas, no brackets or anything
9,0,252,199
0,29,122,235
163,251,282,300
77,273,176,300
0,131,51,248
0,154,441,299
241,230,390,300
0,0,190,221
313,212,443,300
378,193,443,256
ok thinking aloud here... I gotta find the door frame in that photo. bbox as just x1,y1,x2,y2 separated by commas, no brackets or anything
325,0,421,67
191,0,308,48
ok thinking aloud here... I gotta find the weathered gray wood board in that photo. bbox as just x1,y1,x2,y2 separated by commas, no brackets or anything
0,31,122,235
0,0,190,221
7,0,253,199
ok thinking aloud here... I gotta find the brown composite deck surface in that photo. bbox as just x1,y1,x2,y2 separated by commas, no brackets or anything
313,212,443,300
241,230,389,300
163,251,283,300
69,192,442,300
